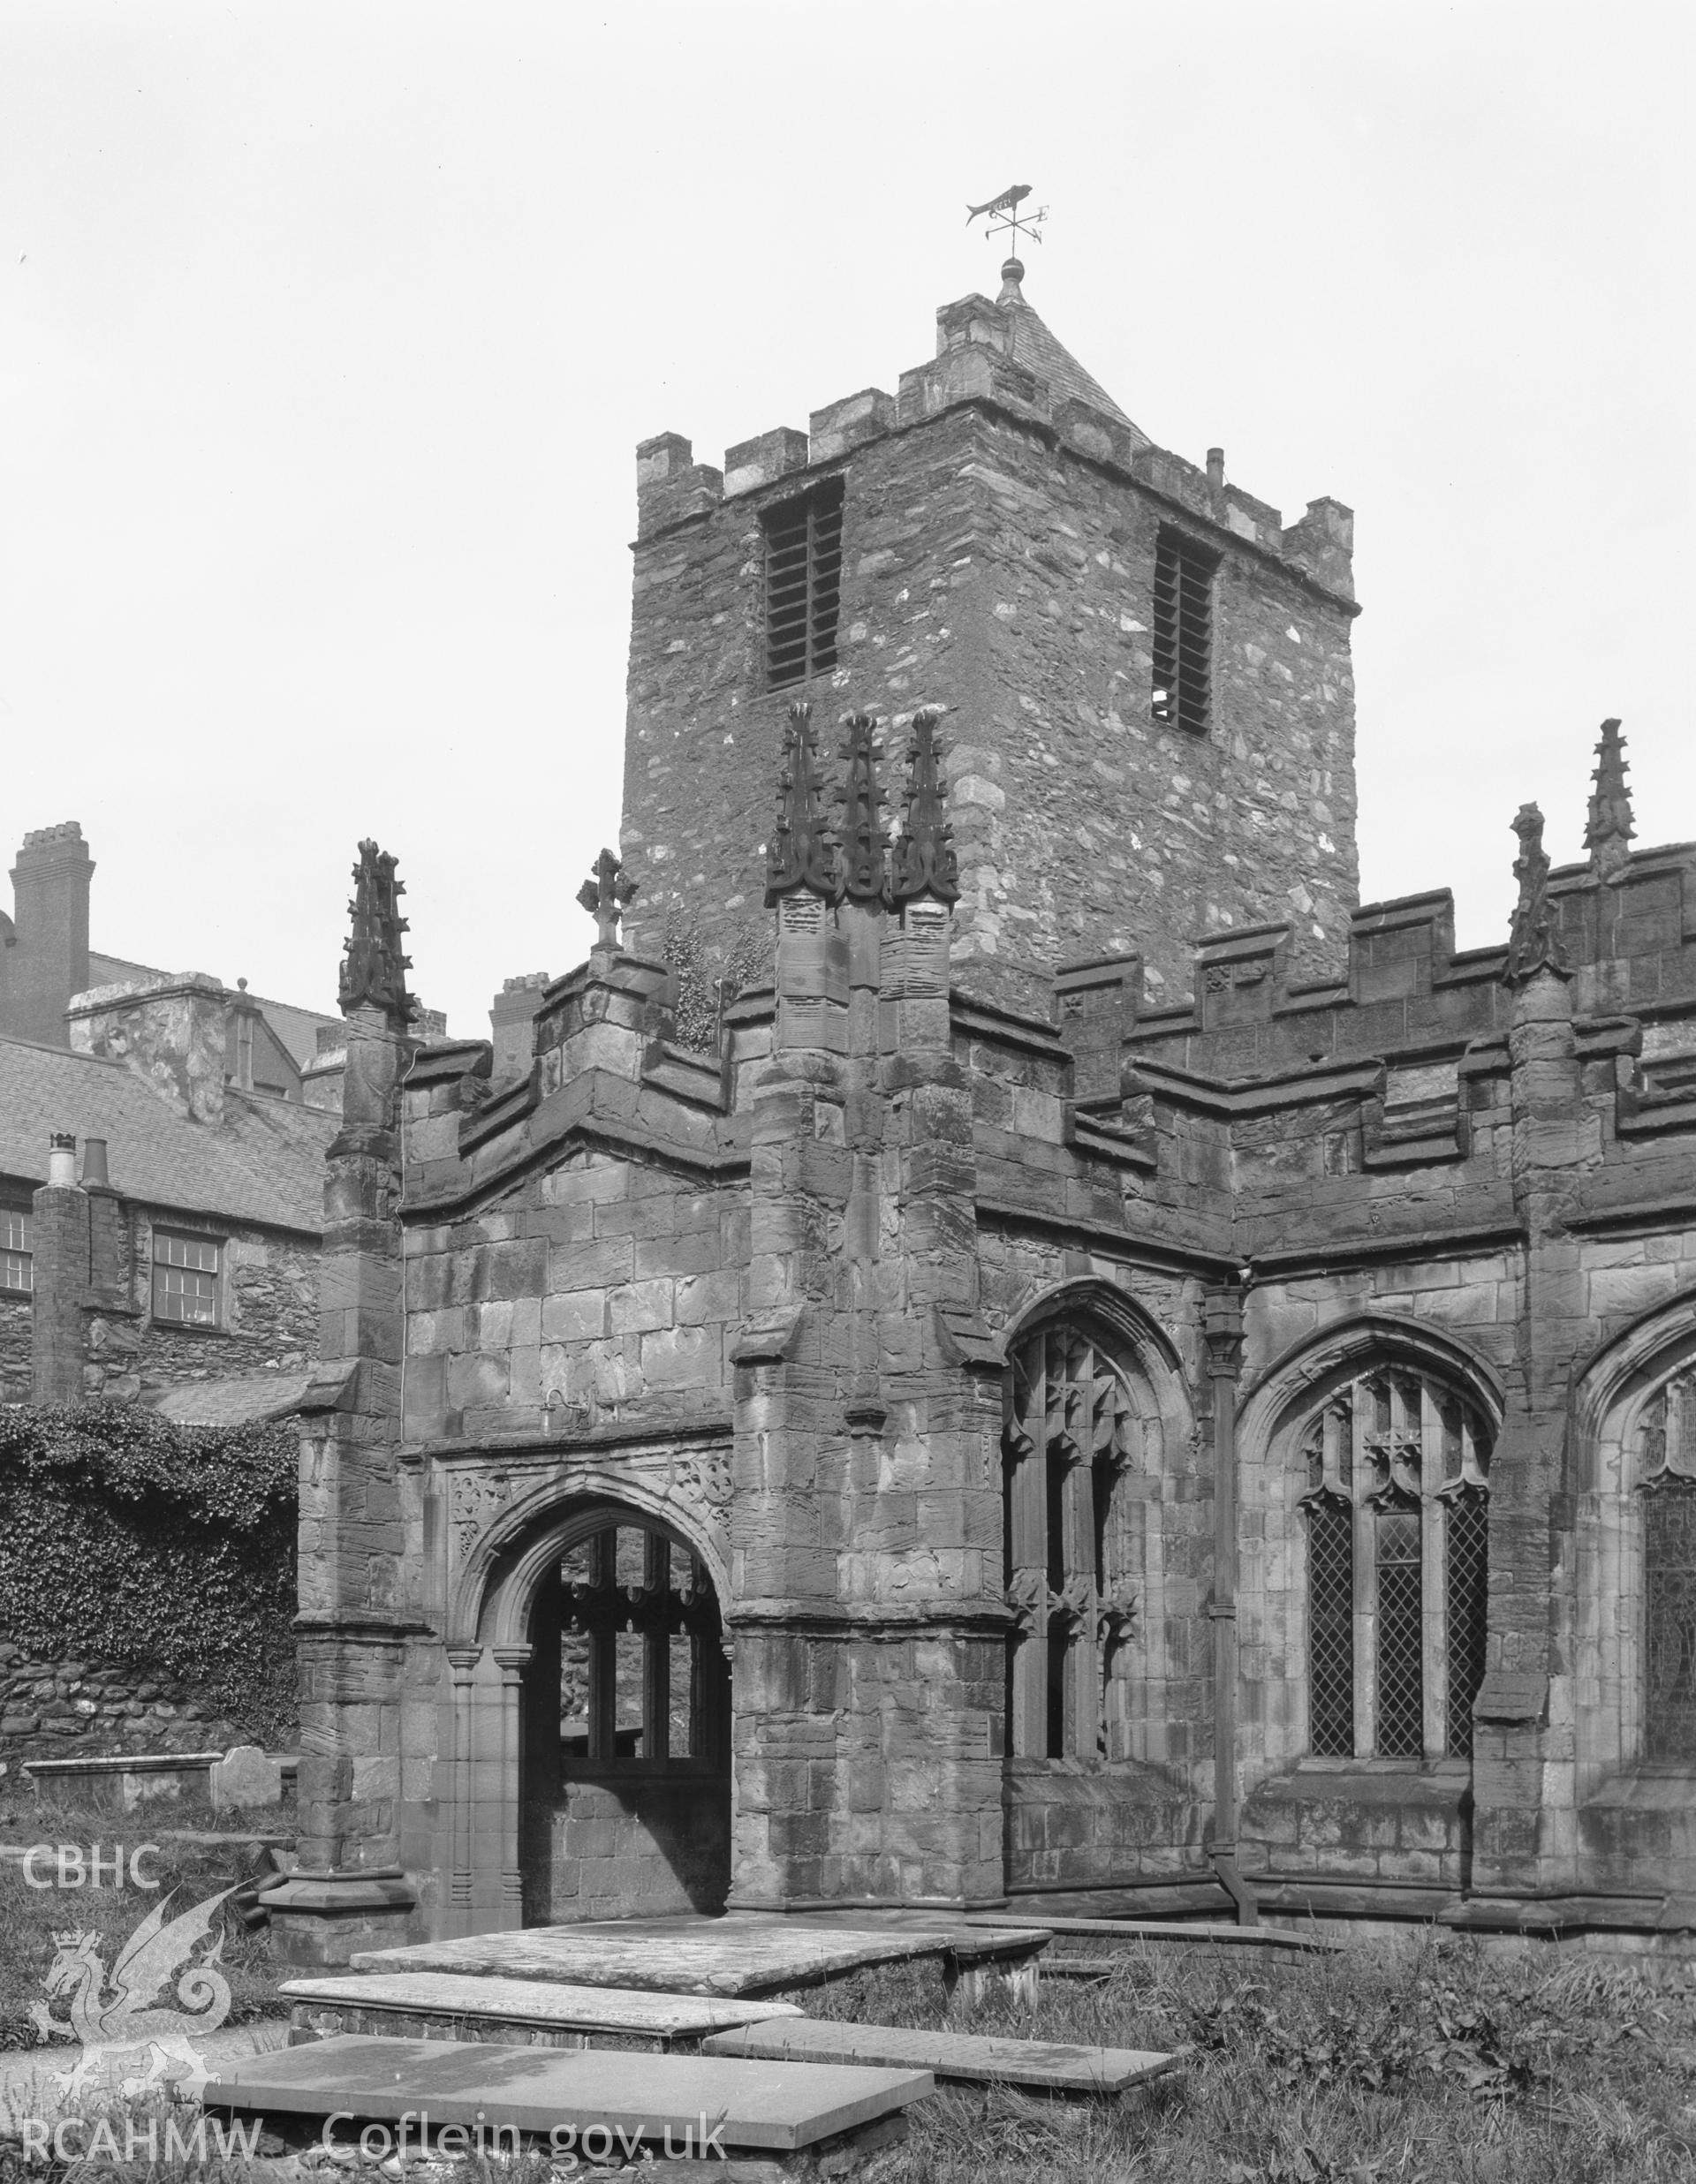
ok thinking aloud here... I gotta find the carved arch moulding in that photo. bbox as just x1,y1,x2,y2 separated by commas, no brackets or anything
435,1441,734,1650
1237,1308,1508,1465
1569,1282,1696,1788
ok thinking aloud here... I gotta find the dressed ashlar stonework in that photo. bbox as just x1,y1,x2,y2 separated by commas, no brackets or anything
272,267,1696,1964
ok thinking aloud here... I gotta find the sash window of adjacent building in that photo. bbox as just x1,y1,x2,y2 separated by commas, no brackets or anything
152,1230,221,1326
1639,1372,1696,1762
762,480,844,691
1299,1370,1491,1761
1150,528,1219,736
1004,1322,1139,1761
0,1205,31,1295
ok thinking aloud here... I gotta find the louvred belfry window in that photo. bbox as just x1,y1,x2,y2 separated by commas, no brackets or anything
1298,1371,1491,1761
1004,1324,1140,1761
762,480,844,691
1638,1372,1696,1762
1150,528,1218,736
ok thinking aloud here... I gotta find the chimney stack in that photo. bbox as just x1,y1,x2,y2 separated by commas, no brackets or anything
33,1131,90,1404
4,824,95,1048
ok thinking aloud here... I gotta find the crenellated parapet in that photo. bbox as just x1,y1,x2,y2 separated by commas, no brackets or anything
623,255,1361,1013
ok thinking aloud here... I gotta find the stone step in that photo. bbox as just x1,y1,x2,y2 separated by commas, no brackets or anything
352,1912,1049,1998
702,2015,1182,2098
204,2032,930,2166
964,1913,1336,1954
281,1972,804,2051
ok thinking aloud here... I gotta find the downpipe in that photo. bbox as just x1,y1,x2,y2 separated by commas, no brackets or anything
1205,1284,1259,1927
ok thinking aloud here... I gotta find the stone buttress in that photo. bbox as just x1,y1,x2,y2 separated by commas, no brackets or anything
269,843,424,1965
731,708,1005,1907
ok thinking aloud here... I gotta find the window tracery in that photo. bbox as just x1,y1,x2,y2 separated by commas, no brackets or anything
1004,1322,1141,1761
1298,1369,1490,1761
1638,1371,1696,1762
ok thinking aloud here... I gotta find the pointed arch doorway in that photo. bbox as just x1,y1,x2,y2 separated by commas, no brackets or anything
519,1507,731,1923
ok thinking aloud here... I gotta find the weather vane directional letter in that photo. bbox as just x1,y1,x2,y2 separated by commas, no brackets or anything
965,181,1048,252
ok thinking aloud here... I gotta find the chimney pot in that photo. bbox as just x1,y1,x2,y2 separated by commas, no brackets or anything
81,1137,110,1188
47,1133,78,1188
1207,447,1225,491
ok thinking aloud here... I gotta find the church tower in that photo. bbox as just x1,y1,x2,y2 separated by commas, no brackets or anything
621,256,1359,1020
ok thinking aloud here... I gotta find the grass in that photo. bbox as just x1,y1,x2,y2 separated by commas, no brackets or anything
812,1937,1696,2183
1,1789,1693,2179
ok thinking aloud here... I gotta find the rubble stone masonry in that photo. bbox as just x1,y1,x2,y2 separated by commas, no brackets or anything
622,276,1357,1019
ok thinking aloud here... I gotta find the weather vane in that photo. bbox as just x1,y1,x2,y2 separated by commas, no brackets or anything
965,182,1048,253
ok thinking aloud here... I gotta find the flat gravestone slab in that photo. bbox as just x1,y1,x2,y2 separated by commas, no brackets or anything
352,1914,1033,1998
281,1973,804,2041
206,2033,930,2152
964,1913,1335,1954
702,2017,1180,2096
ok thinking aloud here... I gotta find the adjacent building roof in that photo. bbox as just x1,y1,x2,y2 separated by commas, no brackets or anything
88,950,338,1070
150,1369,315,1425
0,1037,335,1233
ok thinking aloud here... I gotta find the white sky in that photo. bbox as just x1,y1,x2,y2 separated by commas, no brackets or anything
4,2,1691,1038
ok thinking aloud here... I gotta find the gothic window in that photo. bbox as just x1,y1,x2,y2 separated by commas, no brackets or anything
152,1229,222,1326
1298,1370,1490,1761
1638,1372,1696,1762
0,1205,30,1295
1004,1322,1139,1761
762,480,844,691
1150,528,1218,736
556,1522,727,1773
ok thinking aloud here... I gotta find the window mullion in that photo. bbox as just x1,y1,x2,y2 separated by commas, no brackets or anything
1352,1386,1376,1758
1421,1384,1448,1760
1011,1347,1049,1759
644,1533,670,1764
1063,1444,1097,1758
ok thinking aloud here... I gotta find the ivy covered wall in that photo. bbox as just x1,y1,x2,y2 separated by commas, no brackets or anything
0,1406,298,1757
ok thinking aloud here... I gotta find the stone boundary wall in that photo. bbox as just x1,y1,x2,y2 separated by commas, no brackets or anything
0,1642,252,1766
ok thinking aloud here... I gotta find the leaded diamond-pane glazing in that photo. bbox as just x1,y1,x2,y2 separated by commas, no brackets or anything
1646,1485,1696,1761
1444,1489,1489,1758
1306,1496,1354,1757
1298,1369,1490,1764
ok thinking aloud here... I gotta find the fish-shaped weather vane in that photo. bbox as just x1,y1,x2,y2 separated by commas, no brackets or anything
966,182,1048,250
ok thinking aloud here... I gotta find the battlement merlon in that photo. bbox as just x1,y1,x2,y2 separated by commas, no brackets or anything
632,288,1355,604
1120,835,1696,1081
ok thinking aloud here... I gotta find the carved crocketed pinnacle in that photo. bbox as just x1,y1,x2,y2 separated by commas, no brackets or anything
764,701,837,907
576,847,637,953
1585,717,1635,880
835,712,888,904
889,708,960,908
338,839,417,1025
1504,802,1569,984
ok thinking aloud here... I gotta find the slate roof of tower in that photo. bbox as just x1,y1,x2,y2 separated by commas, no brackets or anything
994,264,1151,448
0,1036,335,1232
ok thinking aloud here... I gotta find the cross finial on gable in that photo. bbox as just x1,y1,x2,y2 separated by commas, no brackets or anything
577,848,637,954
